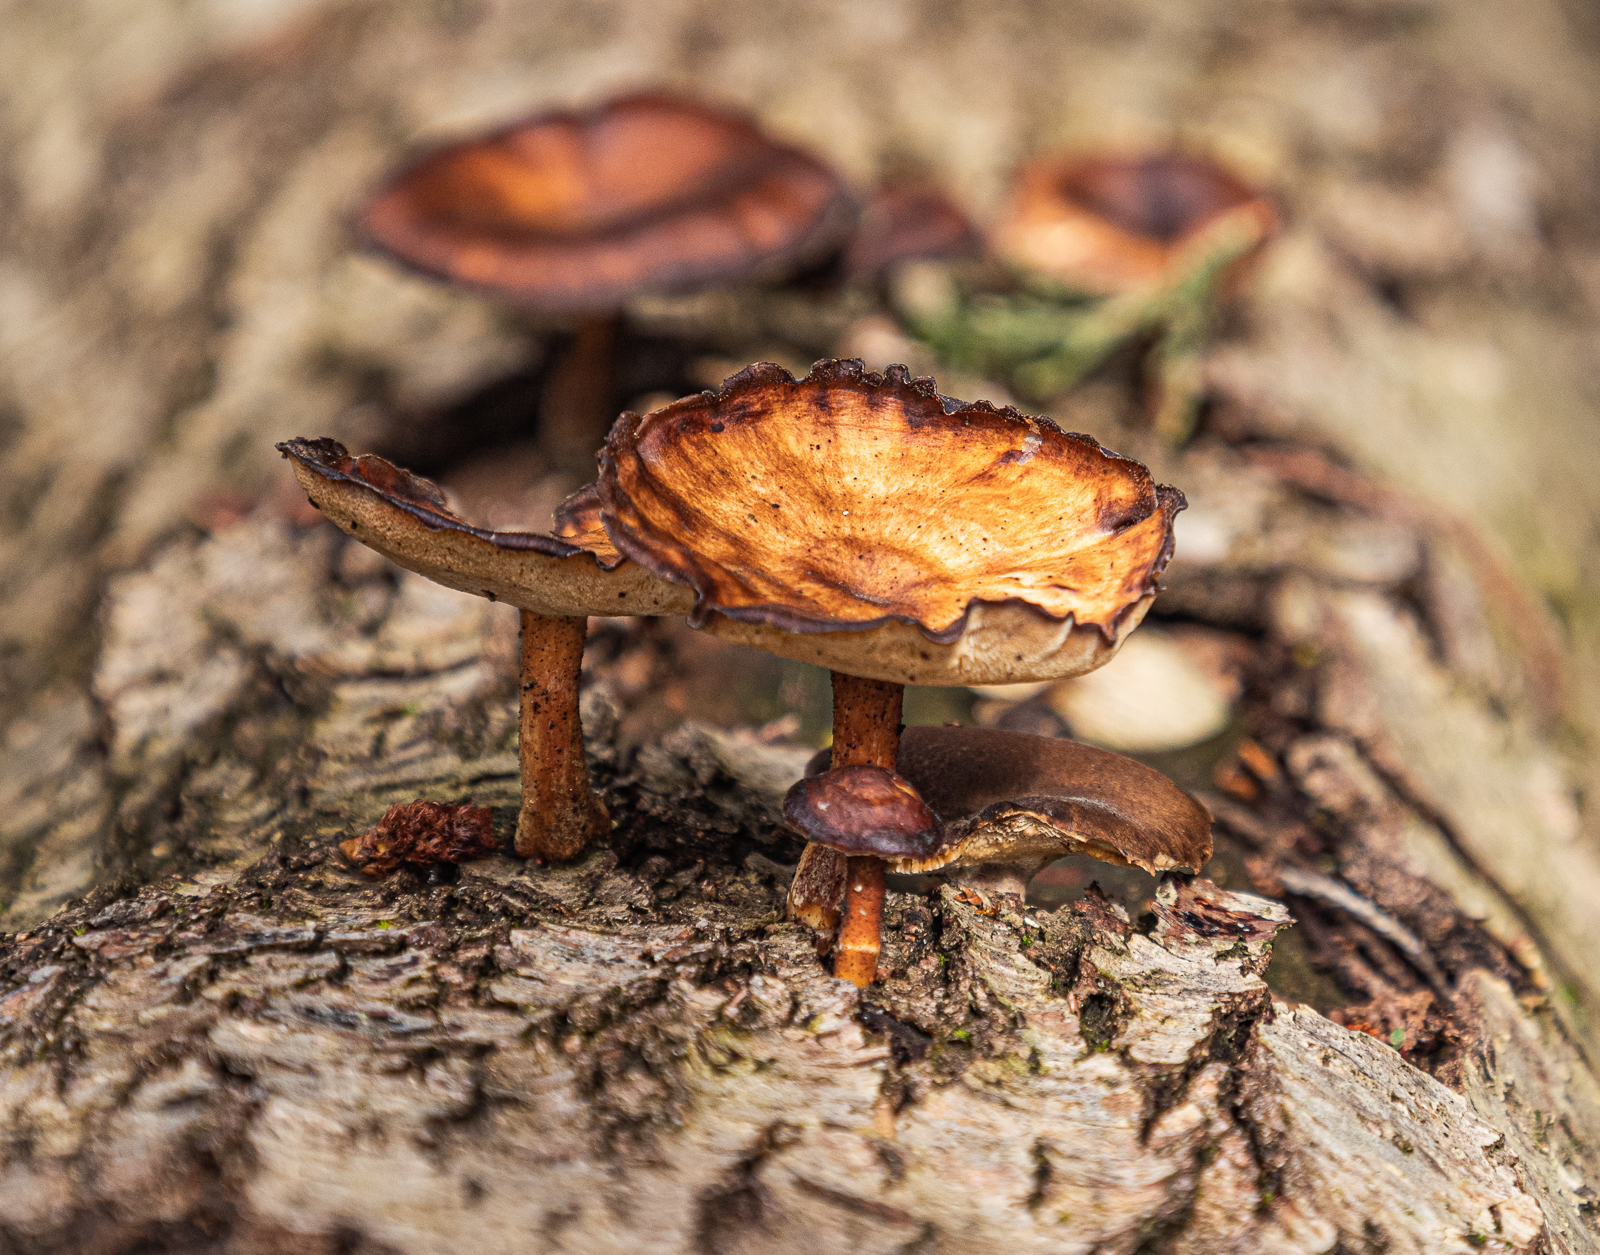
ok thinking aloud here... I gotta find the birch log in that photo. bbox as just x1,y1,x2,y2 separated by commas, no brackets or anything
2,0,1600,1250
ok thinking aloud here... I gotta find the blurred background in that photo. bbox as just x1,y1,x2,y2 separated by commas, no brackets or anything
3,0,1599,1033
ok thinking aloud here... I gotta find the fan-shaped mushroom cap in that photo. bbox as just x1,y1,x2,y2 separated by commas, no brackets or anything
278,437,693,618
783,765,945,859
359,93,857,313
886,724,1212,876
598,359,1183,686
994,153,1277,295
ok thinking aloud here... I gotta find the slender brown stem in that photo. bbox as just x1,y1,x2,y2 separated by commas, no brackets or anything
824,671,905,987
785,674,905,954
828,672,904,770
538,315,618,478
833,856,887,987
514,610,610,862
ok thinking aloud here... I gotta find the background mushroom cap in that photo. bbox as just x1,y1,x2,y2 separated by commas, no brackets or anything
843,183,981,280
805,724,1213,876
599,359,1183,674
994,153,1278,294
782,764,945,859
359,92,858,312
278,437,694,618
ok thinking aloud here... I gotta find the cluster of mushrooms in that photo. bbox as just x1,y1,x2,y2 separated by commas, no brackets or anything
356,92,1275,463
282,359,1211,986
280,90,1225,988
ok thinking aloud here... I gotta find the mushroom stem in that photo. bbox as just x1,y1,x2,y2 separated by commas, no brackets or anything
786,673,905,978
828,672,905,769
832,671,904,986
538,315,619,479
788,842,848,955
514,610,610,861
833,856,888,987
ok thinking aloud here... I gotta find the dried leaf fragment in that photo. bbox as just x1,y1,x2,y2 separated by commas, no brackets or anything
340,800,500,875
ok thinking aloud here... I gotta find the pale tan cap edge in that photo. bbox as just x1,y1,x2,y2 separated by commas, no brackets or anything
701,594,1152,686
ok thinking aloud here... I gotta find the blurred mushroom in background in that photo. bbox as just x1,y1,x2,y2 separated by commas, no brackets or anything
360,92,858,481
842,180,982,282
898,150,1277,443
1040,625,1238,753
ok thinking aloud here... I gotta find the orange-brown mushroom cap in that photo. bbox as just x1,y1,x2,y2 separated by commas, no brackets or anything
358,93,858,313
597,359,1183,684
277,437,694,618
783,765,945,859
841,724,1212,877
994,153,1277,295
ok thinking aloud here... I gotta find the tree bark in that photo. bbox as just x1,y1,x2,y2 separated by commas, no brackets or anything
3,0,1600,1251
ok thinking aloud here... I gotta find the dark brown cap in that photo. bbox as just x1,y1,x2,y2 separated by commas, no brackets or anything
995,153,1277,295
598,359,1183,685
843,183,981,280
817,724,1212,876
783,765,945,860
277,437,693,617
358,93,857,313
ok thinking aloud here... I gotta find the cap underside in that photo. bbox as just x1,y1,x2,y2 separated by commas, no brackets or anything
277,438,694,619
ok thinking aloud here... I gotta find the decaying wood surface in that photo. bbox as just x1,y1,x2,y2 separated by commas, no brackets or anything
3,0,1600,1251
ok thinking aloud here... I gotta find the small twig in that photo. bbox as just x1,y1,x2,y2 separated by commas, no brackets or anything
1276,865,1450,996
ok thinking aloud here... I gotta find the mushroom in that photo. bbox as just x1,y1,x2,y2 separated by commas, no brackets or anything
358,92,857,476
277,436,693,862
782,763,944,986
597,359,1183,984
998,153,1278,437
843,182,980,282
804,724,1213,901
903,152,1275,442
993,152,1277,298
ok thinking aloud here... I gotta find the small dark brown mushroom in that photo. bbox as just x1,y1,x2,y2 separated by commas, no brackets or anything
358,92,856,475
278,437,693,863
598,359,1184,984
783,764,944,986
994,152,1277,296
877,724,1212,898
